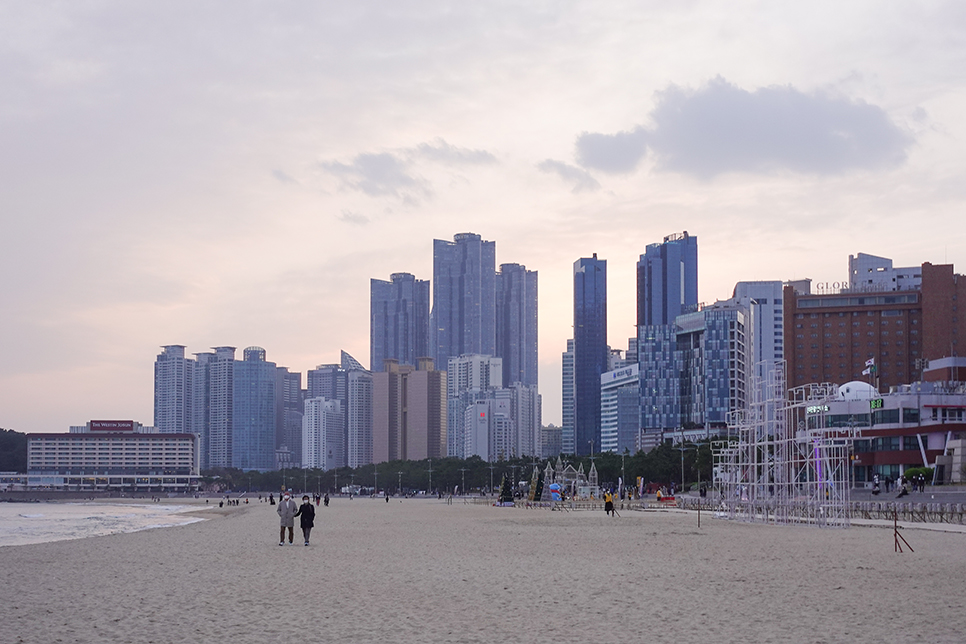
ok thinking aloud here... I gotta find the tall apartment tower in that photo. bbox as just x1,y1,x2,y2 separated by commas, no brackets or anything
232,347,277,471
306,351,369,470
431,233,496,370
204,347,237,469
447,354,503,458
370,272,430,371
637,231,698,326
573,255,607,456
302,398,343,471
372,358,446,463
561,339,575,455
275,367,303,466
495,263,538,388
154,345,192,434
346,368,374,468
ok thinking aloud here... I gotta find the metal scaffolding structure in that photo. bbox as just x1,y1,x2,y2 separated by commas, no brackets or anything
714,361,857,528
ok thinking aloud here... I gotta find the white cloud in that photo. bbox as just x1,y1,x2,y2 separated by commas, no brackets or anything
576,77,914,179
537,159,601,193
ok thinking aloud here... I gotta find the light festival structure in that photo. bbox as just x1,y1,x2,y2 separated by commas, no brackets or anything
713,361,856,528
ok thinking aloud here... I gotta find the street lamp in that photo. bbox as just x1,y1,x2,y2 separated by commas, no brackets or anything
397,471,403,495
487,464,496,495
427,458,434,496
459,467,468,496
374,466,378,495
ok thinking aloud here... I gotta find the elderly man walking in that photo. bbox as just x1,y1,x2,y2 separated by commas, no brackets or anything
277,493,298,545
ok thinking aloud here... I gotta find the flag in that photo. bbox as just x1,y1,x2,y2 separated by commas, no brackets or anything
862,367,871,376
865,358,875,367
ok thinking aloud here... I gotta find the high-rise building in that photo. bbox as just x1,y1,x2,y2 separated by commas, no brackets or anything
372,358,446,463
637,231,698,327
561,339,575,455
306,351,370,470
346,368,374,468
154,345,192,435
638,300,749,437
495,263,538,388
784,260,965,390
447,354,503,458
275,367,303,467
601,363,639,453
573,254,607,456
302,398,343,471
232,347,277,471
206,346,236,469
431,233,496,370
370,272,430,371
506,382,541,458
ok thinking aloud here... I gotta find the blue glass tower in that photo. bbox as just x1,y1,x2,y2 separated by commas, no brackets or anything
495,263,538,388
637,231,698,326
431,233,496,370
232,346,277,471
370,272,430,371
573,254,607,456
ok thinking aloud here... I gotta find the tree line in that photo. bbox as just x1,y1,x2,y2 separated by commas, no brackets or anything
0,428,28,473
202,439,718,495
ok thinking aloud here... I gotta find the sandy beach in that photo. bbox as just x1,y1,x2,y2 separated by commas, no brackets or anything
1,497,965,644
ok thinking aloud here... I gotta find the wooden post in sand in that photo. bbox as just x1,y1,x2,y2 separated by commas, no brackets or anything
894,508,913,553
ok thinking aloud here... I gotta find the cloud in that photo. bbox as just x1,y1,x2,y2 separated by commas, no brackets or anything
576,77,914,179
412,138,497,165
575,128,647,174
272,169,297,184
338,210,369,225
537,159,601,193
321,152,430,199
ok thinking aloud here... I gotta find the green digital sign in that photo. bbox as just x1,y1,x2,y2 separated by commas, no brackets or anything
870,398,884,410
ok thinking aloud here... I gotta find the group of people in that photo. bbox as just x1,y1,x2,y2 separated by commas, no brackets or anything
872,472,928,498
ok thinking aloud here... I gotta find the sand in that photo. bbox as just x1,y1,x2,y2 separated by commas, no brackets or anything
1,497,965,644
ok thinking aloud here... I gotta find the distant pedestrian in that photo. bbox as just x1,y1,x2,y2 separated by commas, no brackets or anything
604,491,614,516
323,493,329,507
294,495,315,546
277,493,298,545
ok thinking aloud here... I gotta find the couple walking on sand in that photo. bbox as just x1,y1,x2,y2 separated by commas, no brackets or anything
277,493,315,546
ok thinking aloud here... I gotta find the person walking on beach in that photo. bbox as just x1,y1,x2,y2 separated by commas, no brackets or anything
277,493,298,545
604,491,614,517
294,495,315,546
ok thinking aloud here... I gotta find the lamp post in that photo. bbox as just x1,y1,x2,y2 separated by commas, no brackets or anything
397,471,403,495
676,429,696,493
427,458,434,496
459,468,468,496
374,466,378,496
334,472,339,494
487,464,496,496
303,468,307,494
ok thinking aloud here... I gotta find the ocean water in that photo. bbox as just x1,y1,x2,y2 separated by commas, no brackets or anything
0,502,205,547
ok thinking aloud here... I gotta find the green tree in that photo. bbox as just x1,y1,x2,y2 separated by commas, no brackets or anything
0,428,28,473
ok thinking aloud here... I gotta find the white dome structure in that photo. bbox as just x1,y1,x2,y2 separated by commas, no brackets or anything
837,381,877,400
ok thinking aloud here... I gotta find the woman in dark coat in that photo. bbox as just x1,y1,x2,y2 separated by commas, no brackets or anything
294,495,316,546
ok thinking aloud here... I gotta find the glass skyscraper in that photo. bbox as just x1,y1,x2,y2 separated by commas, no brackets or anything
431,233,496,370
495,263,538,388
573,254,607,456
232,346,277,471
370,272,430,372
637,231,698,326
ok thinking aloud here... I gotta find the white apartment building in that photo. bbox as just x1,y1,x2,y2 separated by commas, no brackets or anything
302,398,343,471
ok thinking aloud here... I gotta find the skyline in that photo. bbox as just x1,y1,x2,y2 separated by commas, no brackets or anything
3,3,966,434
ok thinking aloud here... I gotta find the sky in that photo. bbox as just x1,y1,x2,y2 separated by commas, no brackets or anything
2,2,966,434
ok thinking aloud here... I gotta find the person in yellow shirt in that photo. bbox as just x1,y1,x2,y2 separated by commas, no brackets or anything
604,491,614,516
